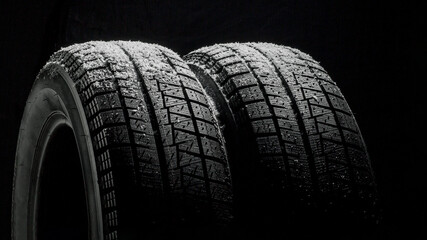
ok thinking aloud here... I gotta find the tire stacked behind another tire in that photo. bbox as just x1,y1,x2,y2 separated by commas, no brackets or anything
184,42,378,237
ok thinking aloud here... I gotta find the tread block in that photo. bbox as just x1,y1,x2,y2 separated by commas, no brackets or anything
181,161,204,178
246,102,273,119
184,88,209,106
190,102,214,122
178,151,202,167
174,130,198,144
256,136,282,155
85,92,121,117
196,120,218,139
201,138,224,160
239,85,264,103
210,182,233,202
177,139,200,154
206,161,229,182
348,147,370,168
88,110,125,131
251,119,276,134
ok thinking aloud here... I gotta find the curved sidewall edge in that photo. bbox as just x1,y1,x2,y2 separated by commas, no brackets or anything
12,64,103,240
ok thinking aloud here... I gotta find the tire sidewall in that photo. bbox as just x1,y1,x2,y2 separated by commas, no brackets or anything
12,64,103,240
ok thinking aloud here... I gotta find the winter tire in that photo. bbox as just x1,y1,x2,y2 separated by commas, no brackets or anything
185,42,378,236
12,41,232,240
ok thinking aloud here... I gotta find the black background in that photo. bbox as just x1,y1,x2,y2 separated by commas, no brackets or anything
1,0,425,239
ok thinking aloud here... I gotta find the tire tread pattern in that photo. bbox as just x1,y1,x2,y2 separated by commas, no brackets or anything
184,42,377,217
48,41,232,239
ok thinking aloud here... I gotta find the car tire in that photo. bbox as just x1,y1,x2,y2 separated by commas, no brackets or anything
12,41,232,240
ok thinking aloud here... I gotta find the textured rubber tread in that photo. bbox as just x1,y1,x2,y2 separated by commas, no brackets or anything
47,41,232,239
184,42,377,220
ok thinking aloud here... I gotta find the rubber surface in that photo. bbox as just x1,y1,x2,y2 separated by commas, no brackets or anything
184,43,378,226
15,41,232,240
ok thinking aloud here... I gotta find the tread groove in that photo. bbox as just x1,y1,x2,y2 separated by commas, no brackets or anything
117,44,171,195
161,51,214,205
220,44,294,190
246,44,319,199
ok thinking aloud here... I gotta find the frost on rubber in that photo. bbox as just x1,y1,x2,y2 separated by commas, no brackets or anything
47,41,232,238
184,43,378,223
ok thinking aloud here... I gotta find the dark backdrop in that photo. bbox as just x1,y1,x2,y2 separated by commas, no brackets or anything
1,0,425,239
